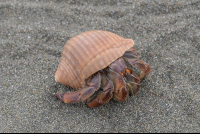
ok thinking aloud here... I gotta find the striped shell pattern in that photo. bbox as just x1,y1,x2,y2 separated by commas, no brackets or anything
55,30,134,89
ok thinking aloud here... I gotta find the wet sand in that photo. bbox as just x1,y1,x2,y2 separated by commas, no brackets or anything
1,0,200,132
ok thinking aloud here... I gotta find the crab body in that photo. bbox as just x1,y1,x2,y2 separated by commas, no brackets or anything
55,30,150,108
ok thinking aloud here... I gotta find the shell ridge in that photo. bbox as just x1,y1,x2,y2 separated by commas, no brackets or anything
92,31,113,64
63,47,81,71
103,31,122,59
60,57,81,86
61,56,82,85
78,32,102,76
106,31,122,44
58,59,73,86
85,31,110,72
81,45,132,79
67,38,87,69
63,46,84,84
57,66,77,88
72,36,93,67
64,40,84,69
76,35,94,59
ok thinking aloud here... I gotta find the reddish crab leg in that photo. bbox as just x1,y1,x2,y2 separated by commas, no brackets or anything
55,72,101,103
108,58,127,74
125,68,140,81
108,58,140,96
124,58,151,80
86,74,114,108
125,68,140,95
107,68,128,102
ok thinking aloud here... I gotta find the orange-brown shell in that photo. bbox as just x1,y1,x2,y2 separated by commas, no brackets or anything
55,30,134,89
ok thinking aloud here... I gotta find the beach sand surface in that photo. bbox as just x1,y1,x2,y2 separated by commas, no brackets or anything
1,0,200,132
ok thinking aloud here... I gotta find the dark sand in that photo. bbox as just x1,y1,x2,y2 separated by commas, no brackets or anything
1,0,200,132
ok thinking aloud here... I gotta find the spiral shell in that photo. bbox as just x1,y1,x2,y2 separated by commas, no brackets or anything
55,30,134,89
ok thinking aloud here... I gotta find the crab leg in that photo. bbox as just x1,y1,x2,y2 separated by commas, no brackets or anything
125,68,140,82
108,58,140,96
125,68,140,95
55,72,101,103
86,74,114,108
123,48,141,59
107,68,128,102
124,58,151,80
108,57,127,75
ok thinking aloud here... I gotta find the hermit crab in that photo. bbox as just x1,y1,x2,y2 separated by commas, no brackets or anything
55,30,150,108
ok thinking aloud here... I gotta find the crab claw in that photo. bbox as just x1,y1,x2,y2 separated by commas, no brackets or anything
86,74,114,108
55,93,64,102
55,72,101,103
